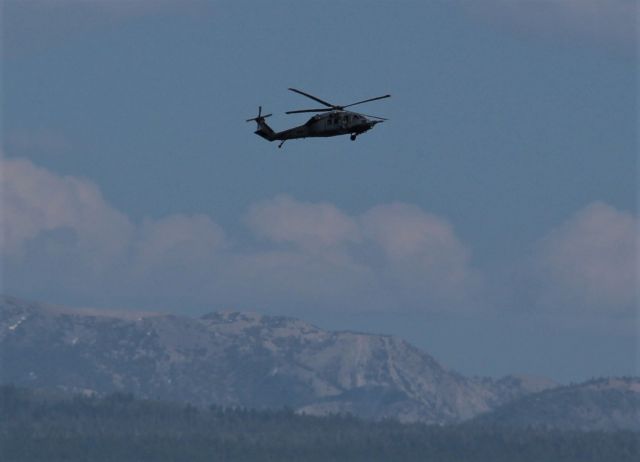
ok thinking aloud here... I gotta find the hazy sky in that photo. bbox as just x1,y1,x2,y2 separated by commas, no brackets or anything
2,0,637,382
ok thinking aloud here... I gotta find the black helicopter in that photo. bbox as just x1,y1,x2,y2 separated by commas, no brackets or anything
246,88,390,148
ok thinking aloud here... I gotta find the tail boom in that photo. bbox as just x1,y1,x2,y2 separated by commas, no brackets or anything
254,121,277,141
247,106,277,141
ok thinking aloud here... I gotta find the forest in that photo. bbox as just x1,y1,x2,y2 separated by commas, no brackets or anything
1,385,637,462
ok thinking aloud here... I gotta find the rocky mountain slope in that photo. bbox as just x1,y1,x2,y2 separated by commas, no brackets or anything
2,296,554,424
471,377,640,431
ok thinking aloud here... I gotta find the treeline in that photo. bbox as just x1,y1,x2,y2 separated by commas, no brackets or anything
0,385,637,462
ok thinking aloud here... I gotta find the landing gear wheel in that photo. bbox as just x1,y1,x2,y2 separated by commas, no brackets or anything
350,134,357,141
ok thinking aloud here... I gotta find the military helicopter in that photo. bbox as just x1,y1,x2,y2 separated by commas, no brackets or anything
246,88,390,148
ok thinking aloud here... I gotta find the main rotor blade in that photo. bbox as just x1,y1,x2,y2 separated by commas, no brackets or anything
286,108,332,114
288,88,334,108
343,94,391,109
359,112,388,120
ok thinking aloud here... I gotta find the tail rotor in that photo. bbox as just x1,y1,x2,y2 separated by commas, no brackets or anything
246,106,272,122
246,106,277,142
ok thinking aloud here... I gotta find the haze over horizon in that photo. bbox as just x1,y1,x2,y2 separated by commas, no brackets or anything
2,0,637,383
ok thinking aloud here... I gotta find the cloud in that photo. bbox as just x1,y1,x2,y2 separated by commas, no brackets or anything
359,203,478,303
4,157,634,318
131,214,226,275
534,201,638,313
361,203,468,263
246,195,360,250
467,0,637,48
1,156,226,297
2,158,478,313
1,157,133,262
242,196,480,312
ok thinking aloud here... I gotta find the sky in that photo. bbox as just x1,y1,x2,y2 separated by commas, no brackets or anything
1,0,638,383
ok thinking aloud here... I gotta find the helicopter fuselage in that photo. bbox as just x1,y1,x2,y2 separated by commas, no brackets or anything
254,110,382,146
280,111,381,139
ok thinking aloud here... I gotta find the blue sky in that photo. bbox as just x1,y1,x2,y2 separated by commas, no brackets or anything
2,0,637,382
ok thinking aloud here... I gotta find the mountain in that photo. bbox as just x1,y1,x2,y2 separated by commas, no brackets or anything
2,295,553,424
471,377,640,431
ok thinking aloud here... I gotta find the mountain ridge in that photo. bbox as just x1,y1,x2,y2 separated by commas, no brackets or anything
471,377,640,431
0,295,605,426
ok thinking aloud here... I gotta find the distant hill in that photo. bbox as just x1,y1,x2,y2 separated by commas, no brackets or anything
471,377,640,431
0,295,560,424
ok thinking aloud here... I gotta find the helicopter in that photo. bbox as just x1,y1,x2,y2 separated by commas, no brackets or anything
246,88,390,148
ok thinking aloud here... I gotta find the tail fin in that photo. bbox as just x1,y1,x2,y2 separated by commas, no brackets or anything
246,106,276,141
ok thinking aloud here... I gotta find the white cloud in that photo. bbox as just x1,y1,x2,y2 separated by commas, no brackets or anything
223,250,377,309
360,203,468,262
6,157,634,318
359,203,478,303
2,159,478,313
244,196,478,311
1,157,226,294
1,157,133,263
534,201,638,313
246,195,360,250
131,214,226,275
